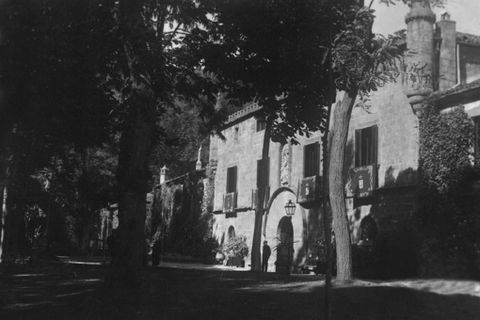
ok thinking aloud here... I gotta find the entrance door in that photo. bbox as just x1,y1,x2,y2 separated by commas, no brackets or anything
276,216,293,274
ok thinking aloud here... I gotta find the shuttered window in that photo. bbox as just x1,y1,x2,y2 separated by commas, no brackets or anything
226,166,237,193
257,158,270,187
355,125,378,167
256,119,266,131
304,142,320,177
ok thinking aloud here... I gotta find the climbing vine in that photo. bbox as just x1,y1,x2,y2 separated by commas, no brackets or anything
420,106,474,193
418,105,480,277
150,171,217,262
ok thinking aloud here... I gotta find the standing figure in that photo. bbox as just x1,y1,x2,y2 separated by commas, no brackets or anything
262,241,271,272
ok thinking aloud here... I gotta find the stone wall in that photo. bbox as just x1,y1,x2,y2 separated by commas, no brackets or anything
344,80,420,244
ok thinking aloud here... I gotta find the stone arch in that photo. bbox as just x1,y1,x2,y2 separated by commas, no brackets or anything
263,186,297,235
276,216,294,274
262,187,307,273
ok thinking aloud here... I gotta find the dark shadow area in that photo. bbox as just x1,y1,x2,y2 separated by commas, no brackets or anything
348,166,420,279
2,266,480,320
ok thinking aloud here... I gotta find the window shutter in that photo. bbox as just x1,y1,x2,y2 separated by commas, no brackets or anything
304,142,320,177
372,125,378,165
265,158,270,186
227,166,237,193
257,160,262,187
303,146,308,177
355,130,361,167
355,126,377,167
257,158,270,187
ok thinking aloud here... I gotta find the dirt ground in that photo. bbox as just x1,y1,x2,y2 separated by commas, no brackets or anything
1,262,480,320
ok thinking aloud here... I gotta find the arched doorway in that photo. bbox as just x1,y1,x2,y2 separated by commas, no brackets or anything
227,226,236,240
276,216,293,274
359,215,378,244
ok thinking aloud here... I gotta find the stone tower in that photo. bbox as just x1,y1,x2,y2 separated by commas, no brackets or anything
404,0,436,114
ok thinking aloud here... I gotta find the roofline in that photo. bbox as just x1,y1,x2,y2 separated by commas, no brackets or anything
456,32,480,47
221,102,263,130
428,79,480,109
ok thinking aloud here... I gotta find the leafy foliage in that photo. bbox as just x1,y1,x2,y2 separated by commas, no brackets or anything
222,235,249,260
155,171,213,259
420,107,474,193
193,0,405,144
418,106,480,277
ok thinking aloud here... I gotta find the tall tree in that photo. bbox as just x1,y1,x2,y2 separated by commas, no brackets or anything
197,0,354,271
103,0,221,287
328,0,444,280
0,0,113,260
0,0,222,284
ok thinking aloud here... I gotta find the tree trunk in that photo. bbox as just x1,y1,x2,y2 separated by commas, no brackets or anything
0,182,5,263
112,101,155,288
328,89,358,281
0,150,8,263
2,129,30,262
2,167,28,261
251,120,272,271
321,105,333,319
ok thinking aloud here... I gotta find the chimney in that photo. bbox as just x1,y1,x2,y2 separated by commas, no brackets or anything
436,11,457,90
405,0,436,115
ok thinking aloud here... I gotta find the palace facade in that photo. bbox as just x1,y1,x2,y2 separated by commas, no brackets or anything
208,0,480,275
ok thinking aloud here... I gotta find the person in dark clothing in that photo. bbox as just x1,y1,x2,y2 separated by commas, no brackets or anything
262,241,271,272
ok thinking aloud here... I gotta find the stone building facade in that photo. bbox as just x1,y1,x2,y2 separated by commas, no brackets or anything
209,103,325,272
208,0,480,274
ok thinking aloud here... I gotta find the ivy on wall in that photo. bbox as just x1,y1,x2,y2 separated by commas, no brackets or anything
149,170,217,261
418,105,480,278
420,106,474,193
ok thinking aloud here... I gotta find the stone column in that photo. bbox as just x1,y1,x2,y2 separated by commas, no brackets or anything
404,0,436,115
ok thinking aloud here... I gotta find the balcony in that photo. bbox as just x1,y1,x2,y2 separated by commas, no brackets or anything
297,175,321,209
223,192,237,217
346,165,377,198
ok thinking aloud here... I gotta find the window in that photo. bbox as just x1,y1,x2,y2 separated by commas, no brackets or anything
226,166,237,193
474,117,480,156
256,158,270,187
256,119,266,132
459,45,480,84
304,142,320,177
234,126,239,141
355,125,378,167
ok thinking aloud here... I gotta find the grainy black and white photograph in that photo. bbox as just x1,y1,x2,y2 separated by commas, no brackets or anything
0,0,479,319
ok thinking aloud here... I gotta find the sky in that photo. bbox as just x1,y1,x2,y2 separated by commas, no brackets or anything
371,0,480,35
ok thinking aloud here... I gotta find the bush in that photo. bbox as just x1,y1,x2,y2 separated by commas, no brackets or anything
201,237,220,264
222,235,249,267
417,106,480,278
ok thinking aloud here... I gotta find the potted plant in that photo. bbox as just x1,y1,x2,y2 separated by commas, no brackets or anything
222,235,249,267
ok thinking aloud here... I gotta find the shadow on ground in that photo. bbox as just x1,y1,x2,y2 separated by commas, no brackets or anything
1,264,480,320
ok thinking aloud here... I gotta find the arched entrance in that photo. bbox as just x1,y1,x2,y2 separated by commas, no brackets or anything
275,216,293,274
227,226,236,240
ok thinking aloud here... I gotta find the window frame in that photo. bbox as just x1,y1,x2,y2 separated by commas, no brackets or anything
226,166,237,193
303,142,320,178
256,118,266,132
355,125,378,167
257,157,270,188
